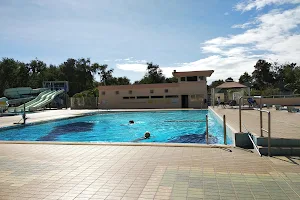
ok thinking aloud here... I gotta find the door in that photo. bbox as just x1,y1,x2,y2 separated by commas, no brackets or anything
181,95,189,108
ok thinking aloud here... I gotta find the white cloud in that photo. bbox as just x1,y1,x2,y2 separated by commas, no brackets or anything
231,21,257,29
235,0,300,11
116,63,147,72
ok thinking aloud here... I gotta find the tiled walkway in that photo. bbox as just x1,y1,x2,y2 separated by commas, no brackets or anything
1,144,300,200
211,107,300,139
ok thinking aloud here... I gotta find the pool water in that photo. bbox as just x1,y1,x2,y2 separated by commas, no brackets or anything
0,110,232,144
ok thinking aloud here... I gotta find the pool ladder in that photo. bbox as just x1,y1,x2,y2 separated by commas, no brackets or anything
204,114,227,145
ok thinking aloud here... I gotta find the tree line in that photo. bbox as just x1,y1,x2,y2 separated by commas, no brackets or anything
0,58,177,98
209,59,300,96
2,57,298,98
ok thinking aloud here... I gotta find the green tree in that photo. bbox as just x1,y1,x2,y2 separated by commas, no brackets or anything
252,59,274,90
138,62,166,84
166,76,178,83
239,72,252,87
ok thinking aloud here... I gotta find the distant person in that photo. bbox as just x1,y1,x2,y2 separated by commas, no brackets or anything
217,96,221,107
129,120,134,124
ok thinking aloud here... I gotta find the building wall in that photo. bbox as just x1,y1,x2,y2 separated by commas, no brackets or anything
98,81,208,109
253,97,300,106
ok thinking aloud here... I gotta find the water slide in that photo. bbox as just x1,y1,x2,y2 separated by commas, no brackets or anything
8,90,64,112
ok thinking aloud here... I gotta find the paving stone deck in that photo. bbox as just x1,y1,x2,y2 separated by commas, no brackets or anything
1,144,300,200
211,107,300,139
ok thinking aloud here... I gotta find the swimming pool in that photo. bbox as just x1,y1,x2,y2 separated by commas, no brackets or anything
0,110,233,144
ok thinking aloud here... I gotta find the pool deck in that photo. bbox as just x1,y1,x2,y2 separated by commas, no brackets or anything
211,107,300,140
1,144,300,200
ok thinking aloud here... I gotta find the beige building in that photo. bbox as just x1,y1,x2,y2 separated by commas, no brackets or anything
98,70,214,109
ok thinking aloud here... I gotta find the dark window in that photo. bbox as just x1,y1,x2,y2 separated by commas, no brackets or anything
165,89,168,93
187,76,198,81
151,96,164,99
137,96,149,99
129,97,135,99
199,76,204,80
101,91,105,95
115,91,119,95
180,77,186,81
150,89,154,93
123,97,129,99
165,95,179,98
129,90,132,94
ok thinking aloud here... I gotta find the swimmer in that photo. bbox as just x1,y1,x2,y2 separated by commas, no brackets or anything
132,131,151,142
144,131,150,139
129,120,134,124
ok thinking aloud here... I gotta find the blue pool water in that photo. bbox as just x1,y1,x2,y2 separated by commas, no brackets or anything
0,110,232,144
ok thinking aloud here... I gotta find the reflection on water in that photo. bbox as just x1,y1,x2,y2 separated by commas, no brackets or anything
37,122,94,141
168,132,218,144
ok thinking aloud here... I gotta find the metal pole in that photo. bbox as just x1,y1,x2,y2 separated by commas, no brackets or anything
239,97,242,132
206,114,209,144
268,112,271,157
260,97,263,137
23,103,26,125
223,115,227,145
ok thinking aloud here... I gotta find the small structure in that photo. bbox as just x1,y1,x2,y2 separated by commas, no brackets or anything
212,81,249,106
98,70,214,109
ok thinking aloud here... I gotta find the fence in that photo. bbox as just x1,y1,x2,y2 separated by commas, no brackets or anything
70,97,98,109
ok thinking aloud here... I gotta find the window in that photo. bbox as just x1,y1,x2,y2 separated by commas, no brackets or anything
123,96,135,99
151,96,164,99
129,90,132,94
199,76,205,81
180,77,186,81
165,95,179,98
115,91,119,95
187,76,198,81
150,89,154,93
137,96,149,99
164,89,168,93
101,91,105,95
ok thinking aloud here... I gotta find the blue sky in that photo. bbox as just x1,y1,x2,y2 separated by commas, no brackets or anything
1,0,300,84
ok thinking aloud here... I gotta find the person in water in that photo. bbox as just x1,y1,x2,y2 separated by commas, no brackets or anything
129,120,134,124
132,131,151,142
144,131,150,139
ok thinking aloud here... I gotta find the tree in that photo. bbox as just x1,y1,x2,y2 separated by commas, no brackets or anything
225,77,234,82
239,72,252,87
209,79,224,89
95,64,114,86
138,62,166,84
166,76,178,83
252,59,274,90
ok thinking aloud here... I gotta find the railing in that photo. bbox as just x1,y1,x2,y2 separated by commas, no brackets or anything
164,114,228,145
260,110,271,156
239,96,272,156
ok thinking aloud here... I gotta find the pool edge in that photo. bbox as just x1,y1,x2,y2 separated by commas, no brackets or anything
0,140,232,148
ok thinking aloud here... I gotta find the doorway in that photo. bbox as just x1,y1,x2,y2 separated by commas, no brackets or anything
181,95,189,108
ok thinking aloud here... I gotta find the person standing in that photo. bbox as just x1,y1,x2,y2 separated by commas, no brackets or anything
217,96,221,107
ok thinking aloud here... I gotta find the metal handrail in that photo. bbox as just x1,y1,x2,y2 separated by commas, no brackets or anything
206,114,209,144
223,115,227,145
239,96,271,156
259,109,271,156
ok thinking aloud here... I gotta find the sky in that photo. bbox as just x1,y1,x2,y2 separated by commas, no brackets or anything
1,0,300,84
